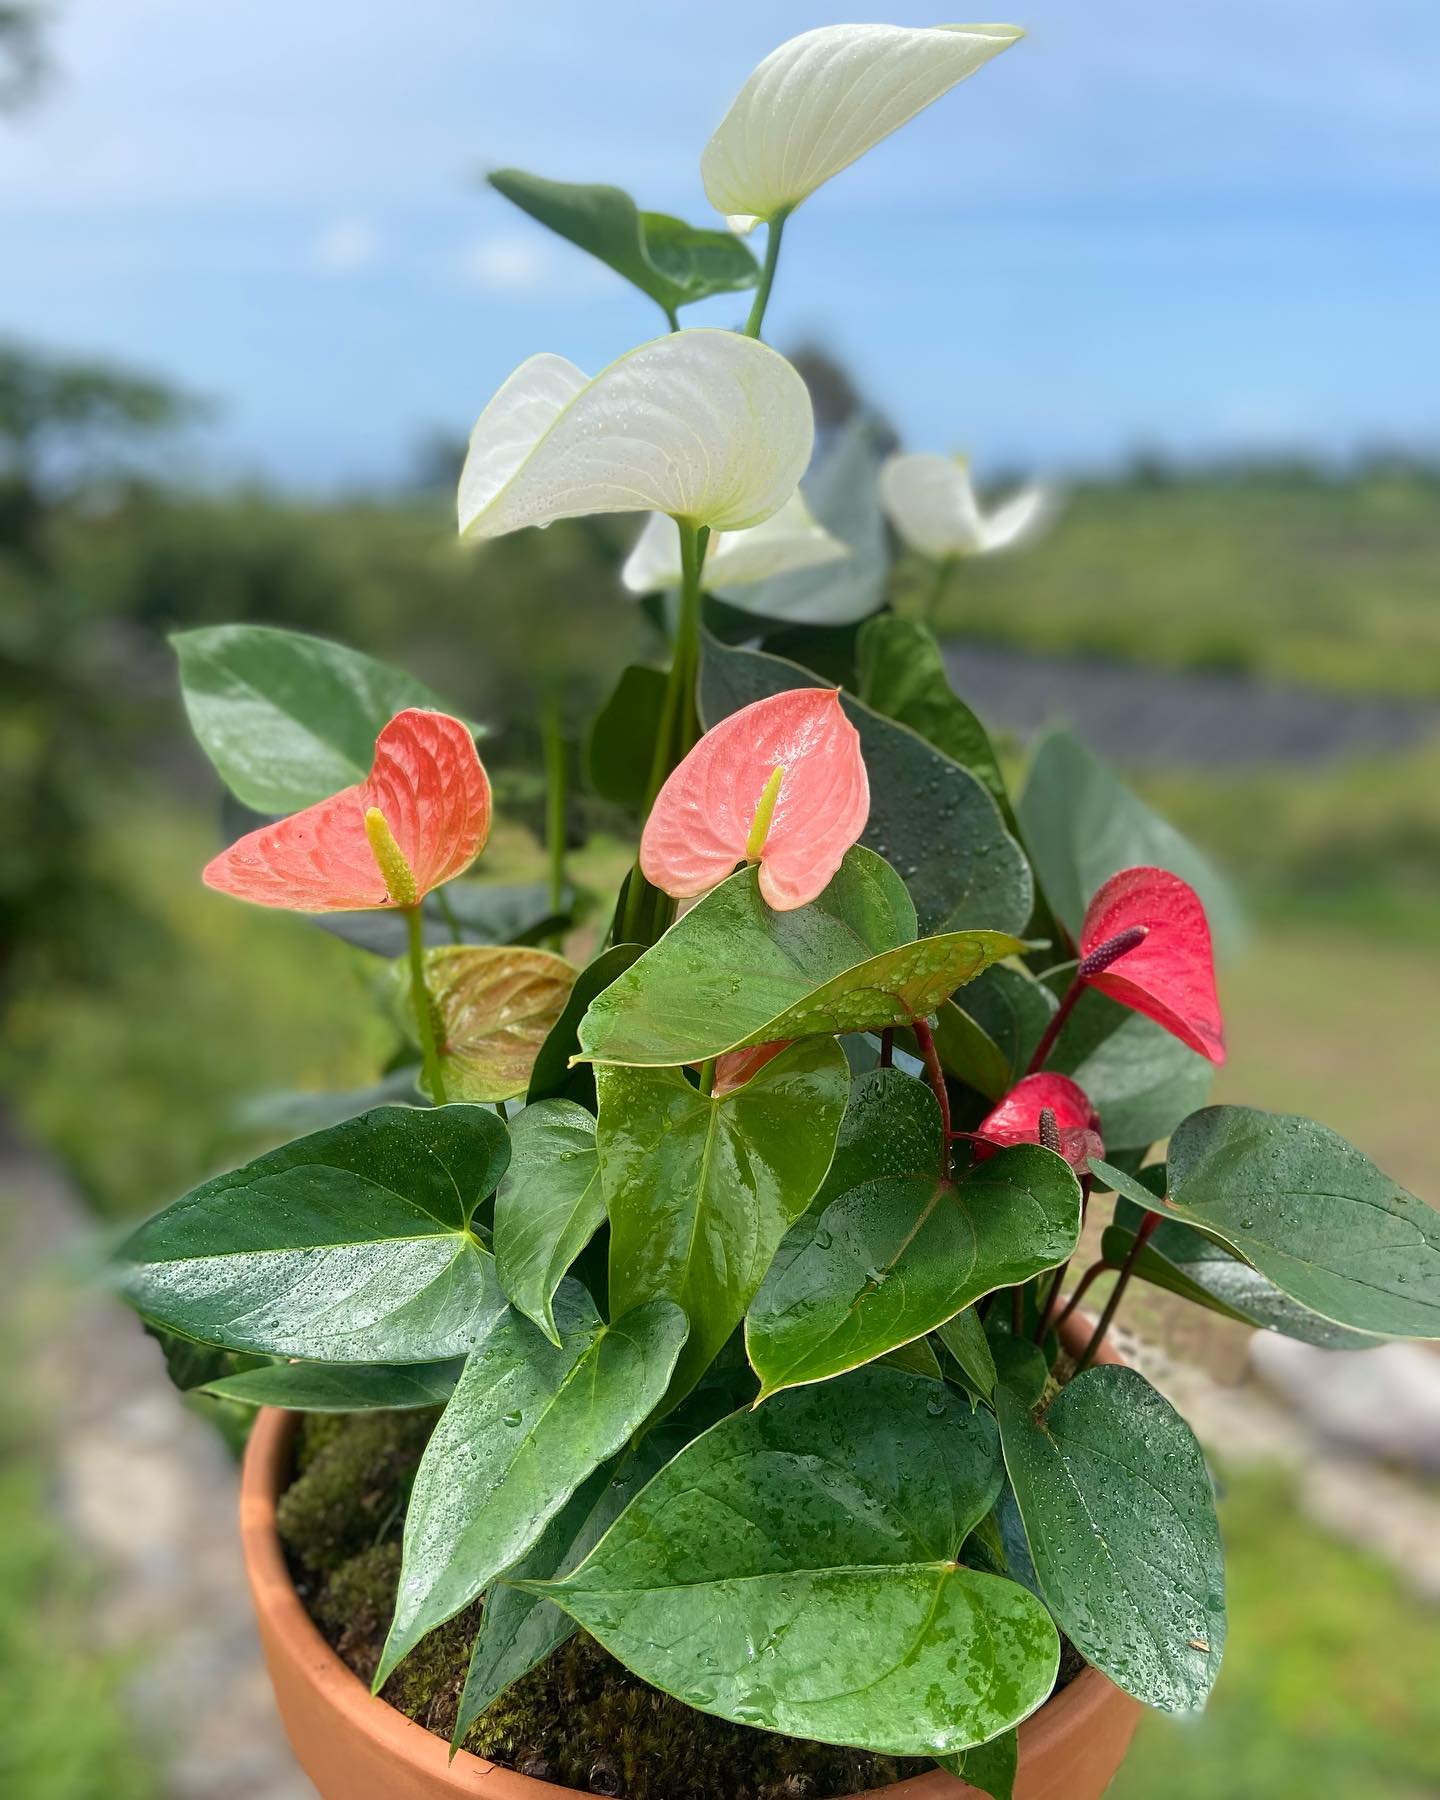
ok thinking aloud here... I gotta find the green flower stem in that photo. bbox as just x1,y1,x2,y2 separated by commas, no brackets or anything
743,208,789,340
541,691,567,947
924,554,958,623
434,888,463,946
404,904,448,1104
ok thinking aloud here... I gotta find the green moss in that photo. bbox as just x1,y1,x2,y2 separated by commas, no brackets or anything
276,1408,436,1573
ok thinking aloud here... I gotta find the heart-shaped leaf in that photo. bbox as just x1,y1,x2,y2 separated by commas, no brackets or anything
1101,1198,1383,1351
996,1365,1225,1711
1081,867,1224,1064
1018,727,1241,955
199,1358,463,1411
494,1100,606,1345
173,625,465,814
375,1289,688,1686
118,1105,510,1362
1049,986,1213,1152
599,1037,849,1404
748,1082,1081,1399
535,1366,1057,1754
702,635,1033,936
1094,1106,1440,1338
397,945,576,1103
579,847,1024,1067
487,169,758,316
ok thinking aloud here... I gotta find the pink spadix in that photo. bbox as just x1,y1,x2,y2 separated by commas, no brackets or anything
203,709,491,912
641,687,869,912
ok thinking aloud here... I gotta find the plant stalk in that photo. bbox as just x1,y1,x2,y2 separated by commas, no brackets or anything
924,555,958,623
743,209,789,339
912,1017,952,1178
404,904,448,1105
1075,1213,1158,1372
541,690,567,947
1026,973,1084,1074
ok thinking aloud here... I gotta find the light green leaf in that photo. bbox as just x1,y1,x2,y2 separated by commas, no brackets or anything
494,1100,606,1346
488,169,758,315
701,635,1033,936
173,624,461,814
376,1290,687,1686
536,1367,1057,1754
578,847,1023,1067
937,1307,998,1400
200,1359,463,1411
1094,1105,1440,1338
997,1365,1226,1711
1018,727,1241,954
599,1038,849,1404
1049,986,1213,1151
118,1105,509,1362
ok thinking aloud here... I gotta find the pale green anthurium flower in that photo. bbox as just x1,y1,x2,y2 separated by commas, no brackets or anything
620,489,849,596
879,451,1057,560
702,23,1024,231
458,329,814,540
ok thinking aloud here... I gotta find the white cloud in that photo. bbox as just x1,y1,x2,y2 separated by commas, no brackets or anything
458,231,553,294
311,216,380,275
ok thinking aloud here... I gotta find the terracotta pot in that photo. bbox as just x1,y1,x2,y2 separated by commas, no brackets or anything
239,1318,1142,1800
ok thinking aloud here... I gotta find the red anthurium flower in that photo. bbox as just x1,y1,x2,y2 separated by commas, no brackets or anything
203,710,491,912
641,688,869,912
1079,866,1225,1065
975,1072,1102,1175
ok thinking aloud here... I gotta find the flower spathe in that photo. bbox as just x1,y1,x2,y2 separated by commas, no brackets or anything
1081,866,1226,1065
641,687,869,912
203,709,491,912
620,490,848,596
976,1072,1102,1175
880,452,1056,561
458,329,814,541
702,23,1024,230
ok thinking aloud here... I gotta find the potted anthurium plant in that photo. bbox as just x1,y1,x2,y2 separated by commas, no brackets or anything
118,21,1440,1800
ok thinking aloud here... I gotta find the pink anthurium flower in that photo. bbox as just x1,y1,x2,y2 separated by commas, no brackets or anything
203,710,491,912
1079,866,1225,1065
641,688,869,912
974,1072,1102,1175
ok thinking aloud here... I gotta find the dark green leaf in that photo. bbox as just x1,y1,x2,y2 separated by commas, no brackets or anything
142,1321,269,1394
200,1359,463,1410
599,1038,850,1404
585,663,668,813
232,1070,420,1139
1095,1106,1440,1338
376,1289,688,1685
494,1100,606,1346
987,1325,1051,1410
856,614,1015,828
118,1105,510,1362
997,1365,1225,1711
879,1336,945,1379
537,1366,1057,1754
317,880,571,957
173,624,462,814
701,636,1033,936
939,1727,1017,1800
937,1307,997,1400
922,999,1011,1100
963,965,1057,1076
528,942,643,1106
1018,728,1241,955
578,848,1023,1067
487,169,757,314
1049,986,1213,1152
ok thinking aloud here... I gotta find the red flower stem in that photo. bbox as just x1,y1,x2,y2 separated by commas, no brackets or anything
1054,1259,1111,1333
912,1018,952,1178
404,905,448,1105
1011,1283,1024,1335
1075,1213,1159,1373
1035,1175,1092,1342
1026,973,1084,1074
879,1028,894,1068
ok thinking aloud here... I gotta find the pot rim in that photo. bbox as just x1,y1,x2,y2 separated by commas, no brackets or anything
238,1317,1129,1799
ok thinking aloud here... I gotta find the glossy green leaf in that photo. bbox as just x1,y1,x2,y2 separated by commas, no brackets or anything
119,1105,510,1362
1095,1105,1440,1338
527,942,643,1106
986,1325,1052,1410
856,614,1015,828
701,636,1033,936
1049,986,1213,1151
938,1727,1017,1800
538,1367,1055,1753
316,879,570,958
376,1289,687,1686
599,1037,849,1403
997,1365,1225,1711
578,847,1024,1067
173,624,461,814
963,965,1057,1077
1099,1199,1382,1350
494,1100,606,1346
748,1131,1081,1399
585,663,668,813
880,1336,945,1379
488,168,757,314
232,1070,420,1139
200,1358,463,1410
937,1307,997,1400
923,999,1011,1100
397,945,577,1104
1018,728,1240,955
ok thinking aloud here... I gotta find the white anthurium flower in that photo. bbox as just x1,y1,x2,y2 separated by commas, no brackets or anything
702,23,1024,230
620,490,850,596
880,452,1058,560
458,329,814,541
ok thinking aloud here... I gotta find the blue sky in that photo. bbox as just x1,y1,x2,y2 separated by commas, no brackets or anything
2,1,1437,489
